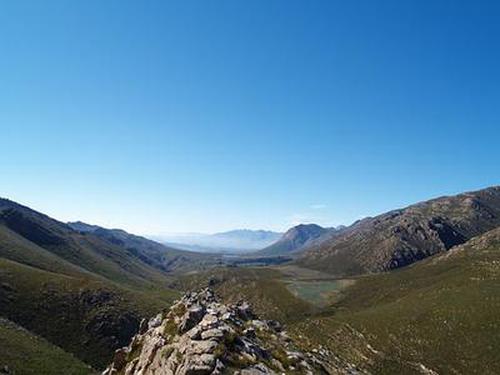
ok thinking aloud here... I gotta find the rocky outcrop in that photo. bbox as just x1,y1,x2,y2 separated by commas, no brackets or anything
103,288,329,374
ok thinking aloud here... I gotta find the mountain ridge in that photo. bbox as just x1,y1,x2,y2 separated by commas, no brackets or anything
297,185,500,276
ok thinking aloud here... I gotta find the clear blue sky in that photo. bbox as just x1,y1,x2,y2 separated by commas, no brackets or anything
1,1,499,234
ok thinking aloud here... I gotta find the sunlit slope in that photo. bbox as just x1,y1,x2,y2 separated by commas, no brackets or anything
298,227,500,374
298,186,500,276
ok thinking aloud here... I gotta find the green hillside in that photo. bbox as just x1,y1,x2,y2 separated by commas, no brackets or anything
0,199,182,370
0,257,178,369
0,200,175,288
0,318,95,375
319,227,500,374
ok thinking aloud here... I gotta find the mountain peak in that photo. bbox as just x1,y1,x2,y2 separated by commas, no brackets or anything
67,221,101,233
284,223,325,236
254,223,332,257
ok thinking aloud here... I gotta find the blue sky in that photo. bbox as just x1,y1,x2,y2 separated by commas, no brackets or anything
1,1,499,234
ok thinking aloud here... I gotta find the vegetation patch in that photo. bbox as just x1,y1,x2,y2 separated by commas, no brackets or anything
284,279,353,306
0,318,95,375
162,318,178,339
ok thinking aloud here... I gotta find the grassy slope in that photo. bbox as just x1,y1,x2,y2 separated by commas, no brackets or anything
0,216,173,289
0,200,183,370
0,257,178,369
0,318,95,375
296,228,500,374
0,224,92,278
0,203,173,290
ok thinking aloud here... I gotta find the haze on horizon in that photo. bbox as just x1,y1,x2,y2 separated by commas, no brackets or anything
1,1,499,235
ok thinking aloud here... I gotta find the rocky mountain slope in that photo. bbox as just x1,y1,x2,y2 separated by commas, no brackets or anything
103,288,353,375
298,186,500,275
256,224,332,257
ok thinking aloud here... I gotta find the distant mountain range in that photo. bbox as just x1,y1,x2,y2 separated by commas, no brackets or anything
151,229,282,253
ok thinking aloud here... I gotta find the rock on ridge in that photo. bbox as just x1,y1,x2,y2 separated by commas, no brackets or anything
103,288,329,374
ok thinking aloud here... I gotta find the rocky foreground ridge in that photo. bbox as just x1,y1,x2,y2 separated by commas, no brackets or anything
103,288,338,374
